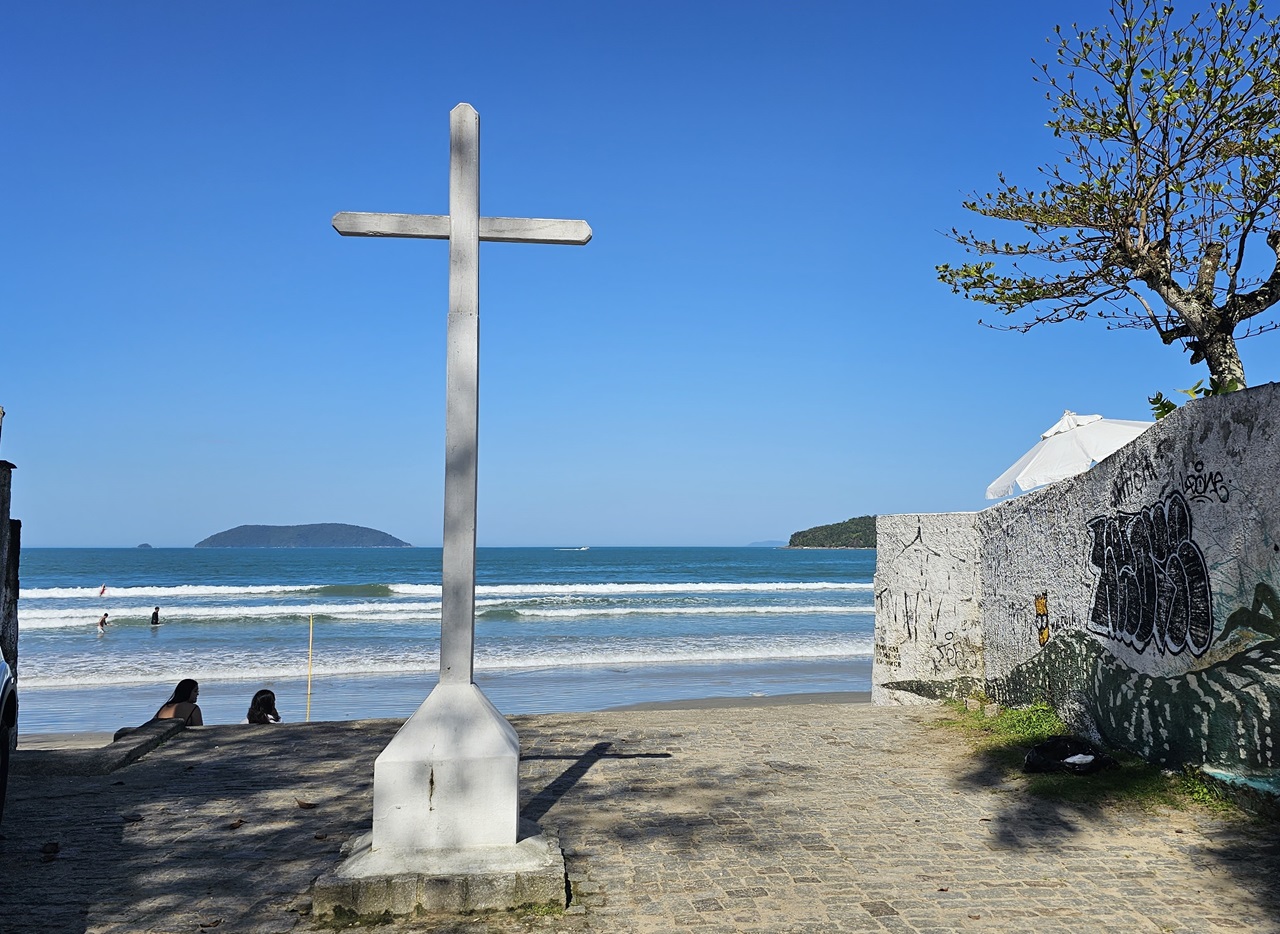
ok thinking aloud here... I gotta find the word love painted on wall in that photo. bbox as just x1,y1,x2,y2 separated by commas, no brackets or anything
1086,491,1214,657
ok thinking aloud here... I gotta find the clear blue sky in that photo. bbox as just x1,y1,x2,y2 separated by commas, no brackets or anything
3,1,1276,547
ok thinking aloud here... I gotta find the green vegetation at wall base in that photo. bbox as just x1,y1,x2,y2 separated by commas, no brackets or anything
789,515,875,548
939,702,1243,817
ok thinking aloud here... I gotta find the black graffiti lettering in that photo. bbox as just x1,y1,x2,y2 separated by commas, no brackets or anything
1087,491,1214,657
1111,456,1159,506
931,631,979,672
1183,540,1214,650
874,642,901,669
1183,460,1230,504
1164,550,1191,651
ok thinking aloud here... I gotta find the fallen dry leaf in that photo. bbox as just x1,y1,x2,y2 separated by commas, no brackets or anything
199,919,223,929
227,819,244,830
295,798,317,810
937,887,949,892
314,833,329,840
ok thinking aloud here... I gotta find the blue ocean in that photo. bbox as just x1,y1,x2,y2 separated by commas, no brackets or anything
14,547,875,734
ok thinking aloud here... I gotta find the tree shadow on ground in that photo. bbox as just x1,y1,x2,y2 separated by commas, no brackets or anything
0,719,402,934
942,718,1280,923
0,717,745,934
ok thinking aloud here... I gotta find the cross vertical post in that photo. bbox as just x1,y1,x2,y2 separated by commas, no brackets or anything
442,103,480,685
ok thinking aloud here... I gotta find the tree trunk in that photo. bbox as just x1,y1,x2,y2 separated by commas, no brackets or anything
1198,330,1247,388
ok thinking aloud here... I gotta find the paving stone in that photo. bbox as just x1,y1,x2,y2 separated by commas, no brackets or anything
1,704,1278,932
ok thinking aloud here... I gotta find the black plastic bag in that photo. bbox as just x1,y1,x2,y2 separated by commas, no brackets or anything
1023,736,1117,775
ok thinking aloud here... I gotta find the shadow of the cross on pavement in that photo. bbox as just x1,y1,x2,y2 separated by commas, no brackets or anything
520,742,671,824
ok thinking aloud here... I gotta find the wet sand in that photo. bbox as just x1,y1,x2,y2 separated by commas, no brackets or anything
18,690,873,750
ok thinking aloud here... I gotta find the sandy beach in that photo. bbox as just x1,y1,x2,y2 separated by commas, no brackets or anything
3,693,1277,933
16,730,114,750
15,690,874,751
611,689,870,710
17,657,876,738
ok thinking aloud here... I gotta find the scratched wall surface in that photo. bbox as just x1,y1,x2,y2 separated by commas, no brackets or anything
872,513,984,705
874,383,1280,770
0,463,13,673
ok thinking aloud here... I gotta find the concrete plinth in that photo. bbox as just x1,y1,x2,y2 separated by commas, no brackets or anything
309,682,566,919
372,681,519,849
311,820,566,918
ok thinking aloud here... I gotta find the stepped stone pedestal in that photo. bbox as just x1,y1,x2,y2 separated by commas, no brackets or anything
311,684,565,918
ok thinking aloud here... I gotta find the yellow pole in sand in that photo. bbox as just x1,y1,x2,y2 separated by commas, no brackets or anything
306,614,314,722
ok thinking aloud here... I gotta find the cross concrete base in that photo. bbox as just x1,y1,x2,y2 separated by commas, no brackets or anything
311,820,566,918
311,682,565,919
373,681,520,848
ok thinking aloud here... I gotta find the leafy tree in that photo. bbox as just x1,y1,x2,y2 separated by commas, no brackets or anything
938,0,1280,387
789,516,876,548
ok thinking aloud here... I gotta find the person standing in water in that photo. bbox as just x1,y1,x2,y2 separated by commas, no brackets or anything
97,613,109,633
150,607,161,626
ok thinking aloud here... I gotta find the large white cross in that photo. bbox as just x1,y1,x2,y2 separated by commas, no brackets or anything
335,102,590,687
333,103,590,854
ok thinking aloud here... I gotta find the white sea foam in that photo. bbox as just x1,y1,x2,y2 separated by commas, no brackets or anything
18,634,875,688
396,581,872,597
16,602,446,628
500,605,875,619
18,599,869,629
24,584,309,600
26,580,871,604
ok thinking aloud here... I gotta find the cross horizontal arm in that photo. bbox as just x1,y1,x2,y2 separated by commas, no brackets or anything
332,212,591,245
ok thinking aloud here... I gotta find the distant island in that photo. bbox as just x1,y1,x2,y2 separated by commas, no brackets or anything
195,523,411,548
788,515,876,548
136,543,152,549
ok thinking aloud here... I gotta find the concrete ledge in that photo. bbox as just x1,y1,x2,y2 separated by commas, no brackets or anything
12,718,187,776
311,819,566,918
1200,766,1280,820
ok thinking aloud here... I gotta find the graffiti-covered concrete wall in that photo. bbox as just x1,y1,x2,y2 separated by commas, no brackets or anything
0,460,17,676
874,382,1280,772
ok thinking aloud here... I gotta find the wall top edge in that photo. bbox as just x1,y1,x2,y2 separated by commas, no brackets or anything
877,511,981,520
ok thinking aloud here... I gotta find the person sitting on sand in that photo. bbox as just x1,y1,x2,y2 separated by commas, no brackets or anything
243,689,281,725
155,678,204,726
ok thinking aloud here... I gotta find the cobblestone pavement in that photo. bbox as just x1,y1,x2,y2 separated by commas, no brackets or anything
1,702,1278,933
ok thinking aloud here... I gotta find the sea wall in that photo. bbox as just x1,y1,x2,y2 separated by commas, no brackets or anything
0,460,16,675
872,513,984,704
874,382,1280,772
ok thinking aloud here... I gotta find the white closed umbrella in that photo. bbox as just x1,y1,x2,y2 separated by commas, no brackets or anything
986,410,1153,500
